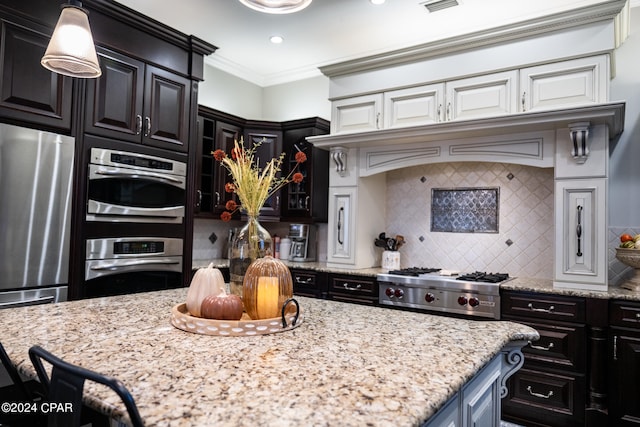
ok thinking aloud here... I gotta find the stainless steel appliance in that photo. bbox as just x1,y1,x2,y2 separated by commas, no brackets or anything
87,147,186,223
0,123,73,308
377,268,511,320
289,223,316,262
85,237,183,297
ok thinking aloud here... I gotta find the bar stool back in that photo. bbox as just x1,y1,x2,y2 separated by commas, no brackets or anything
28,345,144,427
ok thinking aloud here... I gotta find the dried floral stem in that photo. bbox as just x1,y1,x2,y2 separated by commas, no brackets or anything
214,137,306,220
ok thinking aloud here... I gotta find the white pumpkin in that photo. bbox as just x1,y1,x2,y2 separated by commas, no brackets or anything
185,263,226,317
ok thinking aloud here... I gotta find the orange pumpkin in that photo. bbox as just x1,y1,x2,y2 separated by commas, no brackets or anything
200,292,244,320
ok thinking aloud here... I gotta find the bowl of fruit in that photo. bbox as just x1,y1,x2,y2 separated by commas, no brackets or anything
616,233,640,291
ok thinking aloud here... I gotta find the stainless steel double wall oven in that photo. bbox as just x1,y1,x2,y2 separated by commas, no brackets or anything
83,143,187,298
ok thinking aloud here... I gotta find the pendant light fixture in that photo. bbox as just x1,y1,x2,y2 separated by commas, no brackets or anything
41,0,101,78
238,0,312,14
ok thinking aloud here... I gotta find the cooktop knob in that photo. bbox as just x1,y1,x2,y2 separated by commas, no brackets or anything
394,288,404,298
425,293,435,303
469,297,480,307
385,287,395,297
457,296,468,306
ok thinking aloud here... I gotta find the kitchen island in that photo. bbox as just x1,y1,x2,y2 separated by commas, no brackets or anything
0,288,537,426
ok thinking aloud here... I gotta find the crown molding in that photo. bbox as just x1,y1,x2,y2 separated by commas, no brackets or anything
319,0,627,78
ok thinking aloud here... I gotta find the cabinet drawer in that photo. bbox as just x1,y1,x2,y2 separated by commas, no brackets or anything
506,318,586,372
502,367,585,426
291,269,327,298
329,275,377,296
502,291,585,322
610,300,640,328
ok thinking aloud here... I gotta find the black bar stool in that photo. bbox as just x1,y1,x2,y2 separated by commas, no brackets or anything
28,345,145,427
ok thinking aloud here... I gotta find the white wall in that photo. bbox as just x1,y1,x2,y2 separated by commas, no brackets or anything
198,64,330,122
262,76,330,122
198,66,263,119
609,6,640,227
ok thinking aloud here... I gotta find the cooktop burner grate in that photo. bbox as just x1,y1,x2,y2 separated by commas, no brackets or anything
387,267,441,276
456,272,509,283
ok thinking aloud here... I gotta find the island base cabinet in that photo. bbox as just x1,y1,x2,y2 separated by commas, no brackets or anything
426,349,516,427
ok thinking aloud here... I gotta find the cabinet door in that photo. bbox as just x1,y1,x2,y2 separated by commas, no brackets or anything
462,355,501,427
195,115,215,216
85,48,145,142
520,55,608,112
384,83,444,127
281,137,328,222
331,94,382,134
0,21,72,131
243,130,283,217
446,70,518,121
610,328,640,425
213,121,242,216
143,64,190,152
554,179,607,290
327,187,355,265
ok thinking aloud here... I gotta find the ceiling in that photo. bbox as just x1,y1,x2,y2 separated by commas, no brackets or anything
114,0,636,87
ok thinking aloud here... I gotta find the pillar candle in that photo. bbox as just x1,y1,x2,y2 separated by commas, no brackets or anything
256,276,280,319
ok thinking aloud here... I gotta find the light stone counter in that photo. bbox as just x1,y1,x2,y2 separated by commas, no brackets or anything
193,259,640,302
0,288,537,427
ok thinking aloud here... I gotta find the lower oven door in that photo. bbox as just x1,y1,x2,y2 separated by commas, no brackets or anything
85,237,183,297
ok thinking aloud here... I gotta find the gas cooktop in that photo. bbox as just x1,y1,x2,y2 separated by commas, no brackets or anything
377,267,512,320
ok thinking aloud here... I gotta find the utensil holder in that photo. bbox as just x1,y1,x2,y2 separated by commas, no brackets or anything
381,250,400,270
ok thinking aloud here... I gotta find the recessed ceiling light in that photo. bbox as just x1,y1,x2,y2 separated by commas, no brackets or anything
238,0,312,14
270,35,284,44
370,0,386,4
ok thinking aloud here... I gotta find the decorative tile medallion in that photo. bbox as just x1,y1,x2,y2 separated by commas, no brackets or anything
431,187,499,233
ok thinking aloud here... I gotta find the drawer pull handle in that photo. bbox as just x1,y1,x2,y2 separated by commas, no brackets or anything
295,276,312,284
528,341,554,351
343,283,362,291
528,303,554,313
636,313,640,319
526,386,554,399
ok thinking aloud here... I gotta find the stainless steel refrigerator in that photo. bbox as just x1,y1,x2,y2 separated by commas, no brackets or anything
0,122,74,308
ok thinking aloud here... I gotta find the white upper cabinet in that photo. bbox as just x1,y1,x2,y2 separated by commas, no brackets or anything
520,55,609,112
383,83,444,128
331,94,382,134
330,55,610,135
446,71,518,121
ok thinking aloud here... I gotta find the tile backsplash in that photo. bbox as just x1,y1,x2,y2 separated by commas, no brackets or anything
386,162,555,279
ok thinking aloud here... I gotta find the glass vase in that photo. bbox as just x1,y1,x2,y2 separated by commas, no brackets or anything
229,216,272,297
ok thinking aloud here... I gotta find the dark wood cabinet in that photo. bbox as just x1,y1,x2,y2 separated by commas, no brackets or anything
243,125,283,218
195,107,330,223
609,300,640,426
502,291,588,426
85,47,190,152
327,273,378,306
290,268,327,299
213,120,242,216
0,19,72,131
281,118,330,222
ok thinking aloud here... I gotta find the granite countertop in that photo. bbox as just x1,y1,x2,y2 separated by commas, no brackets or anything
194,258,640,302
0,288,537,427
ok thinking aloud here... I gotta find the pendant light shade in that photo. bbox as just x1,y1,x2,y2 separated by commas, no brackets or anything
41,2,101,78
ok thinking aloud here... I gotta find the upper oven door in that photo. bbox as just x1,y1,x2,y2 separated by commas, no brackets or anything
87,148,186,223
